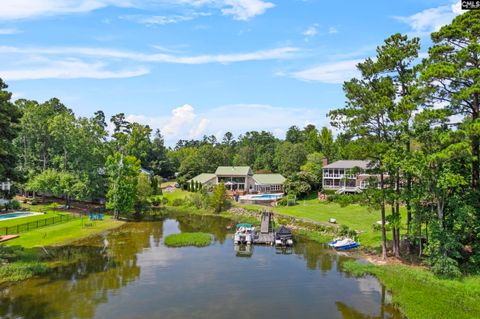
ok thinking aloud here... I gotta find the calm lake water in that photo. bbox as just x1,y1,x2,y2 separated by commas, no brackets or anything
0,215,402,319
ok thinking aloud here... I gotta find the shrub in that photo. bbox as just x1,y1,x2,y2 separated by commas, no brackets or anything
172,198,185,207
339,224,350,236
187,192,208,209
6,199,21,210
150,195,162,207
164,232,211,247
47,202,62,209
430,255,462,278
209,183,230,213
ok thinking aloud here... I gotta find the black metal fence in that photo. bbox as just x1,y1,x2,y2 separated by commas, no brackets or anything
0,214,79,235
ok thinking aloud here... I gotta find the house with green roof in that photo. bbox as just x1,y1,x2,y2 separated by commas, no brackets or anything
189,166,285,194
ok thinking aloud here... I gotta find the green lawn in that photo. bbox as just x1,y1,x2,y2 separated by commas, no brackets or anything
163,189,189,202
238,197,407,248
0,211,66,228
5,215,124,248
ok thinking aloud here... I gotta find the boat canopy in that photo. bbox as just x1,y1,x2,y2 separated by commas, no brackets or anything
276,226,293,239
236,223,253,228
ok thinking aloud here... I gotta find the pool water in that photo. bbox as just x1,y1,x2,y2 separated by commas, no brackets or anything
0,212,38,221
251,194,282,199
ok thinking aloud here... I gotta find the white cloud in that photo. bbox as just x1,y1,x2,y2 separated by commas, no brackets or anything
292,59,361,84
328,26,338,34
121,12,211,25
126,103,328,146
394,1,463,35
0,59,148,80
0,45,299,64
221,0,275,20
0,28,20,35
0,0,135,20
0,0,274,21
303,24,318,38
161,104,197,138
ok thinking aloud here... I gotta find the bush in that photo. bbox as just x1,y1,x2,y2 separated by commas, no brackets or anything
164,232,212,247
150,195,162,207
430,255,462,278
172,198,185,207
47,202,61,209
187,192,208,209
327,194,363,207
6,199,21,210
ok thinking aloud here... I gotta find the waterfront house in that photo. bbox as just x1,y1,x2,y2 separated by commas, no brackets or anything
322,160,375,193
189,166,285,194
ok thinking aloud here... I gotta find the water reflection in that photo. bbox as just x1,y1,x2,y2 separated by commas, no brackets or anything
0,216,401,319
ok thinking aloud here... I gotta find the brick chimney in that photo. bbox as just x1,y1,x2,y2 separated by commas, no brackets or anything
322,158,328,167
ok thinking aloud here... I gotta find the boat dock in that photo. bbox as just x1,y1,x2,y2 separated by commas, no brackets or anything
253,211,274,245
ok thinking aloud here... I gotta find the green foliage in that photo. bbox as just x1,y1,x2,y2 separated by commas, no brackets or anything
26,169,87,204
343,261,480,319
283,171,317,198
187,191,209,210
0,262,49,284
0,79,22,189
274,141,308,177
164,232,211,247
5,199,21,210
134,173,153,215
172,198,185,207
209,183,229,213
105,152,141,218
326,194,363,207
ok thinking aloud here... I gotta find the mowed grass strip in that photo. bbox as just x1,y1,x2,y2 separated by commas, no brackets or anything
5,215,124,248
164,232,212,247
343,261,480,319
0,211,66,228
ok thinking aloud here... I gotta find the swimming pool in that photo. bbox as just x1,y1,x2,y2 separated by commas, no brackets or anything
0,212,42,221
251,194,283,199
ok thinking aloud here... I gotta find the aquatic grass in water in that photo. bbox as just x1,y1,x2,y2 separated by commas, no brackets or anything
0,261,48,284
164,232,212,247
342,261,480,319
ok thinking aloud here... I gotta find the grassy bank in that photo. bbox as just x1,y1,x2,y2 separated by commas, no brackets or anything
343,261,480,319
164,232,212,247
5,215,124,248
238,197,407,248
0,210,66,228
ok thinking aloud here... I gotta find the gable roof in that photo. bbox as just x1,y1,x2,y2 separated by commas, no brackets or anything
189,173,216,184
215,166,253,176
253,174,286,185
323,160,370,169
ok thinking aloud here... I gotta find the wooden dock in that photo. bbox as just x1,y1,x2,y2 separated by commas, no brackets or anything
254,211,274,245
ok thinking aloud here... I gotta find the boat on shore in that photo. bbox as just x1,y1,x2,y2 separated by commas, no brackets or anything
275,226,293,246
233,223,256,245
328,238,360,250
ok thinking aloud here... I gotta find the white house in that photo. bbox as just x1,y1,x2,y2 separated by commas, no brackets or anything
322,160,374,193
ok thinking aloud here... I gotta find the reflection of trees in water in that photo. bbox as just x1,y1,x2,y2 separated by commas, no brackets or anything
176,215,231,243
293,241,339,272
336,286,400,319
0,222,162,319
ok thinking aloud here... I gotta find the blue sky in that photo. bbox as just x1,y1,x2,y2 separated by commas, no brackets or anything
0,0,463,145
